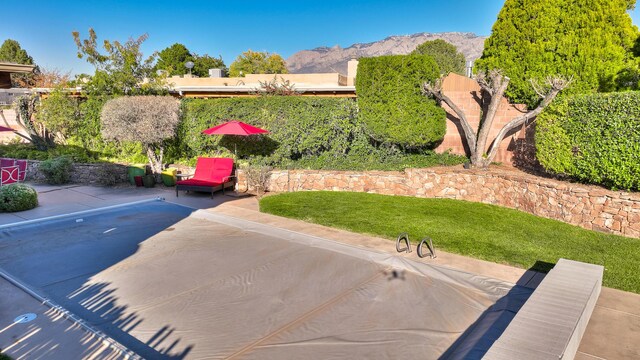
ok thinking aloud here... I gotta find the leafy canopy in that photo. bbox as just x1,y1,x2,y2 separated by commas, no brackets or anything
155,43,226,77
155,43,192,76
355,54,446,148
412,39,466,75
475,0,639,106
101,96,180,172
72,28,165,95
229,50,288,77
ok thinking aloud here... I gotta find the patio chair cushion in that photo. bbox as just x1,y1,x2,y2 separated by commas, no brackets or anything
176,178,222,187
1,165,19,185
210,158,234,183
192,157,216,180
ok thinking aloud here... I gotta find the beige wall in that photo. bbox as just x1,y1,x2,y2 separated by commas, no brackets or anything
435,73,531,165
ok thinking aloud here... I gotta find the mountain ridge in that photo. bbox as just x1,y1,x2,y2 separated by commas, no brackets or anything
286,32,487,75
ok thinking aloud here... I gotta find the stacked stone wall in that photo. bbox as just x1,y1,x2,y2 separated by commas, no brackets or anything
238,167,640,238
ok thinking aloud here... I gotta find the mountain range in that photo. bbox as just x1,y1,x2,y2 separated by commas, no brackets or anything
286,32,487,75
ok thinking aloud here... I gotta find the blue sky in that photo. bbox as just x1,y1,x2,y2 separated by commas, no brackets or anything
2,0,640,75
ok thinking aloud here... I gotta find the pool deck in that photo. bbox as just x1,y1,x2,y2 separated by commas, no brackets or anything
0,184,638,359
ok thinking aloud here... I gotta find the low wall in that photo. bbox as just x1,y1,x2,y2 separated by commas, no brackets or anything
249,167,640,238
25,160,129,185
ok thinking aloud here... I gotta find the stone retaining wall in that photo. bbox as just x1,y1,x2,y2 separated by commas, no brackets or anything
250,167,640,238
25,160,129,185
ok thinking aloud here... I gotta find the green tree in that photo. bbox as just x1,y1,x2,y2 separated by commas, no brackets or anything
229,50,288,77
475,0,639,106
72,28,165,95
37,88,79,141
101,96,180,173
412,39,465,75
155,43,193,76
193,54,226,77
0,39,38,87
355,54,446,148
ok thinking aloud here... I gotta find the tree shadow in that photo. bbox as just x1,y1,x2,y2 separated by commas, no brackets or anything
0,201,198,358
219,135,280,158
439,261,554,359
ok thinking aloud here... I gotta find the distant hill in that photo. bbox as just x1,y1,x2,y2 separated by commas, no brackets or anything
286,32,487,75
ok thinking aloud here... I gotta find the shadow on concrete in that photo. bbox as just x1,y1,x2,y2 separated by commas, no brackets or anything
438,262,553,359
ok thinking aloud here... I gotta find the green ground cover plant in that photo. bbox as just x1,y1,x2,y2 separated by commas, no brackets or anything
536,91,640,190
260,191,640,293
0,184,38,212
38,156,73,184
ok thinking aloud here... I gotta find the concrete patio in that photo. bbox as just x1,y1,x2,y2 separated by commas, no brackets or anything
0,183,637,359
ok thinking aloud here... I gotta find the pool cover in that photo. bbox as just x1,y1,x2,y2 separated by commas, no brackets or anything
0,201,531,359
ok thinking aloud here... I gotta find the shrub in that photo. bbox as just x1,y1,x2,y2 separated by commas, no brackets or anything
101,96,181,173
475,0,638,107
536,91,640,190
39,156,74,184
355,54,446,148
0,184,38,212
412,39,466,75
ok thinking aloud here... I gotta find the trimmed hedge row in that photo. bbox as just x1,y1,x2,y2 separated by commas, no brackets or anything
355,54,446,148
174,97,361,163
536,92,640,190
173,97,464,170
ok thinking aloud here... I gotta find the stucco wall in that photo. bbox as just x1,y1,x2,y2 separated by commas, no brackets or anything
435,73,534,165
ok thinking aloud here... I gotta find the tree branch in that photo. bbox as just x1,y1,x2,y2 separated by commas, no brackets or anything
423,80,477,154
473,72,510,164
484,77,571,163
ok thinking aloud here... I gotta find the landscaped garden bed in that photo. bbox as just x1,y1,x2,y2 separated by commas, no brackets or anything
260,191,640,294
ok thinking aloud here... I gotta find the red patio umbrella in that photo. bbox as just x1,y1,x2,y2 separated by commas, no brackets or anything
202,120,269,159
202,120,269,195
202,120,269,137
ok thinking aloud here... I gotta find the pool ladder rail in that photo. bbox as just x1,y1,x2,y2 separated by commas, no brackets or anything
396,233,437,259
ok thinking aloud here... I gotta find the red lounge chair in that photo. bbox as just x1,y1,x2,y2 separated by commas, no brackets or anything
175,157,236,198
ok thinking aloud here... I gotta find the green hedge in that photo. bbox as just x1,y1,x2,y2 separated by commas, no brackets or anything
176,97,361,162
355,54,446,148
175,97,465,170
536,92,640,190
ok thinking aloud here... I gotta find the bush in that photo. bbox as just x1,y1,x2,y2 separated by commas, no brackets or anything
176,97,360,163
0,184,38,212
39,156,74,184
475,0,637,107
536,91,640,190
355,54,446,147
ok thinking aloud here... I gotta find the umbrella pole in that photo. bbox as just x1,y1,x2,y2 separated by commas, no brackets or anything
234,143,238,193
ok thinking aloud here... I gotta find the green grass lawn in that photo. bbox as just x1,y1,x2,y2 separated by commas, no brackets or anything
259,191,640,294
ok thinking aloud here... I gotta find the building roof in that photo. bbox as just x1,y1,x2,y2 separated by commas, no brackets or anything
0,62,36,74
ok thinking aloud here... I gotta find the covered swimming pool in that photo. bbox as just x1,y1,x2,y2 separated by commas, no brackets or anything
0,199,540,359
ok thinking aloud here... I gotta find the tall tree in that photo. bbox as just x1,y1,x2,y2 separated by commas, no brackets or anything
72,28,164,95
193,54,226,77
155,43,193,76
229,50,287,77
412,39,466,75
475,0,638,106
0,39,38,87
